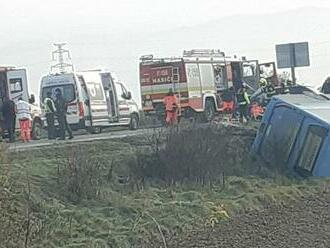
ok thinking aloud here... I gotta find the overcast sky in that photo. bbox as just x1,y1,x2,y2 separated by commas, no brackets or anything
2,0,330,29
1,0,330,98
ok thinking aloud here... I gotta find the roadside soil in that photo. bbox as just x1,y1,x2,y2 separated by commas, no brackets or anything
166,189,330,248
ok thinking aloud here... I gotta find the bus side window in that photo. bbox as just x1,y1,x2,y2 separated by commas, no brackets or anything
296,126,328,175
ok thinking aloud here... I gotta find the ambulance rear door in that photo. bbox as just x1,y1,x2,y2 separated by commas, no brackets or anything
101,72,119,122
82,71,110,126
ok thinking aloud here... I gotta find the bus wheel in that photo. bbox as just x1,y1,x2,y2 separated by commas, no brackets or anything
32,120,42,140
129,114,139,130
203,99,216,122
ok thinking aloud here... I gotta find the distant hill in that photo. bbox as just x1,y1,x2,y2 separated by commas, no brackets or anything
1,7,329,102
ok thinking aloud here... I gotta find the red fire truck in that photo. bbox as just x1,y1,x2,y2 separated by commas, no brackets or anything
139,49,277,122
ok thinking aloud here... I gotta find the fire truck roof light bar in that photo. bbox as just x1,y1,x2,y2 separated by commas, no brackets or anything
183,49,226,58
140,56,183,63
140,55,154,61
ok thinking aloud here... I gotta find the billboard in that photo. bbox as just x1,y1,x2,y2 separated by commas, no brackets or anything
276,42,310,69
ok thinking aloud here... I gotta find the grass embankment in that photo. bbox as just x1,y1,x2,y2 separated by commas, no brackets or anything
1,128,329,248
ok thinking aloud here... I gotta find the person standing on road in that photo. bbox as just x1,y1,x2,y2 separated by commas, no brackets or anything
163,88,178,126
237,84,250,123
1,96,16,143
44,91,56,140
16,97,31,142
55,89,73,140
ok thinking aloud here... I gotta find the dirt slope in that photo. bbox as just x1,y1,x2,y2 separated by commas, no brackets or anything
168,190,330,248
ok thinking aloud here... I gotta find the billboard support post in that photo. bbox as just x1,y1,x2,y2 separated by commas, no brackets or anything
291,67,296,84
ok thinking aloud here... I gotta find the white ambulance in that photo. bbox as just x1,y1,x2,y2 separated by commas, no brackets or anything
39,70,140,133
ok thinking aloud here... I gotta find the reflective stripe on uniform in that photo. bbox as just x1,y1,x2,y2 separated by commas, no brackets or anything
44,98,56,113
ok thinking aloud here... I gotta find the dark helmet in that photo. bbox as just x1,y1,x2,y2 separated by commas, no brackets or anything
325,77,330,84
55,88,62,96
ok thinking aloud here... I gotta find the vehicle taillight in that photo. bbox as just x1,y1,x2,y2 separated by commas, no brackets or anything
78,102,84,118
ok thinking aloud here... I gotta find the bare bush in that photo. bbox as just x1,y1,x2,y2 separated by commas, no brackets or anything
57,146,111,202
128,125,257,187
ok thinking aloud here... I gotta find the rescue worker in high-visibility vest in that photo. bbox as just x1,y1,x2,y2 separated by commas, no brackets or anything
16,97,31,142
237,84,250,123
44,91,56,140
265,81,276,98
163,88,178,126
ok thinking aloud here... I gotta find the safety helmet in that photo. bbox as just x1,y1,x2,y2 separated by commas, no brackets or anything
259,78,267,87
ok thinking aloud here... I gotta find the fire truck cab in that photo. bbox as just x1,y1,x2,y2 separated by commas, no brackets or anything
139,49,274,122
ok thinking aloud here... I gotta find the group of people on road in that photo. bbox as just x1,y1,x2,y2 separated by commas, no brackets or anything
1,97,31,143
43,89,73,140
219,84,252,123
0,88,73,143
225,78,281,123
161,78,282,126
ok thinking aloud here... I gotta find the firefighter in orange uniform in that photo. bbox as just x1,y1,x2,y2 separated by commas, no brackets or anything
163,88,178,125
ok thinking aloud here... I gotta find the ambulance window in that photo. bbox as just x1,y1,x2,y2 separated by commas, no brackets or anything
42,85,75,102
9,78,23,94
115,83,125,100
78,76,89,101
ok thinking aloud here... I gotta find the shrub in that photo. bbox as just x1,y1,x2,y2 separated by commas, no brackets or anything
128,125,257,187
56,146,112,202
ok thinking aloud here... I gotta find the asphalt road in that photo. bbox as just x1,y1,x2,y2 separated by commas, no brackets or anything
7,127,156,152
6,119,246,152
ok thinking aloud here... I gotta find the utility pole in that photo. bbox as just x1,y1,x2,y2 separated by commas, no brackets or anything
51,43,74,74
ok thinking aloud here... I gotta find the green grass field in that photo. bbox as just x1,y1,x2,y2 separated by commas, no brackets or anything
1,131,328,248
